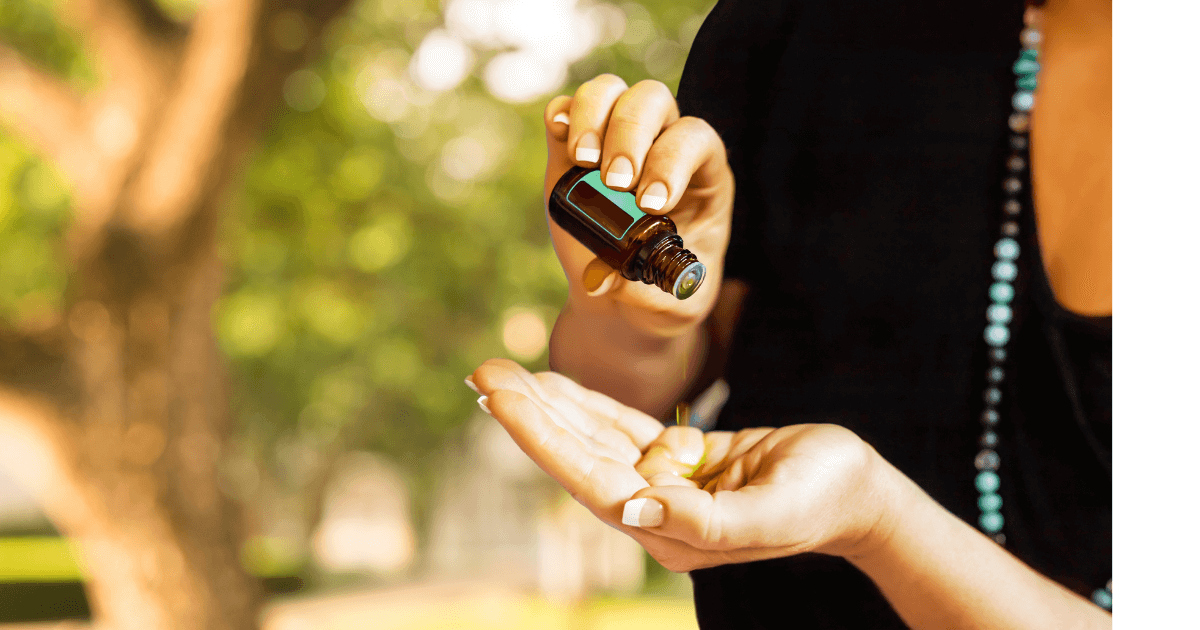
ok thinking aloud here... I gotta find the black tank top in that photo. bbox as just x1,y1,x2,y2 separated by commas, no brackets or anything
676,1,1111,627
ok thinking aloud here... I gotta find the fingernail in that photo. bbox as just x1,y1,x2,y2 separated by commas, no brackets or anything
605,156,634,189
640,181,668,210
552,112,570,125
477,395,491,415
576,132,600,164
582,258,615,293
464,376,481,394
622,497,664,528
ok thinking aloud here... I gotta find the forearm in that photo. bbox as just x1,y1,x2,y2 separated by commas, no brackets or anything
548,295,708,419
850,464,1111,630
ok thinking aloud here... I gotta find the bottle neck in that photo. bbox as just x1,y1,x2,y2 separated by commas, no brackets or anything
639,234,705,299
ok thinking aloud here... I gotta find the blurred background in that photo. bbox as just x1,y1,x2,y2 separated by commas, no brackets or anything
0,0,714,628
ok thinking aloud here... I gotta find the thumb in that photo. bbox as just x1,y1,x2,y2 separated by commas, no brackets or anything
620,484,773,550
582,256,619,296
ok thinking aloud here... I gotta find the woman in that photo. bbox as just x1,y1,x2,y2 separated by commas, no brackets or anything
468,0,1111,627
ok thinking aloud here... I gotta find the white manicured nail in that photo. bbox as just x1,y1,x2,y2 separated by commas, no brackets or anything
576,147,600,163
606,171,633,189
640,181,669,210
622,497,664,527
477,395,491,415
464,377,480,394
640,195,666,210
606,156,633,189
552,113,570,125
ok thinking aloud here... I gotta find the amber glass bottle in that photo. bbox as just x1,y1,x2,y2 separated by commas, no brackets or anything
548,166,706,299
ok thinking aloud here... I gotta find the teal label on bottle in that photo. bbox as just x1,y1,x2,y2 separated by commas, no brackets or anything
565,170,646,240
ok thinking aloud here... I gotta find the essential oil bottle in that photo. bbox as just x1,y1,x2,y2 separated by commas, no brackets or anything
548,166,706,300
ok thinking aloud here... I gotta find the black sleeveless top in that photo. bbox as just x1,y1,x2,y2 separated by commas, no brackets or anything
676,1,1111,627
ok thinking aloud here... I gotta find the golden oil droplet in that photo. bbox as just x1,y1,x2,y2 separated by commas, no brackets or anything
675,402,690,427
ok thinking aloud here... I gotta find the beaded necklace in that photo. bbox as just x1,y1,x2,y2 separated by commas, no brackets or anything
972,5,1112,612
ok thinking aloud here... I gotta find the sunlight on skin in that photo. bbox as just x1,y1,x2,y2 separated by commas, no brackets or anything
468,357,798,504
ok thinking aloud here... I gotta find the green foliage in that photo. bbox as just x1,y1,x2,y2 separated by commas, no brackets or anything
221,0,717,492
0,134,72,326
1,0,717,574
0,0,95,86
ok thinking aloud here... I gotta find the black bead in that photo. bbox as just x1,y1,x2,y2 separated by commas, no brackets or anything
988,367,1005,383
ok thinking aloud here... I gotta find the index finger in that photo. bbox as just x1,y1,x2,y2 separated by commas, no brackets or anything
533,371,665,450
487,389,650,522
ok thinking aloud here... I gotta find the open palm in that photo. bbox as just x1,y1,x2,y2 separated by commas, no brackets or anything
468,359,893,572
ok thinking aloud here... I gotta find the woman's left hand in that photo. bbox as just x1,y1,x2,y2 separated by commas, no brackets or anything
467,359,901,572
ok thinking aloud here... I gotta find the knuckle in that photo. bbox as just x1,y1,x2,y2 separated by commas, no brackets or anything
594,73,627,86
676,116,720,141
674,115,707,129
582,73,628,94
631,79,673,98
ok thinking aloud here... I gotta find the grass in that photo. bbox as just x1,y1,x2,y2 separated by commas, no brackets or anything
0,537,83,582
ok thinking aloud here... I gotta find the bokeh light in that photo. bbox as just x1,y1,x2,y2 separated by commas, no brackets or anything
501,307,549,361
410,29,474,92
0,0,712,625
284,69,327,112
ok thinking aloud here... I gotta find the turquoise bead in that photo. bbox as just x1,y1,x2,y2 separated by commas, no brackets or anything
985,324,1010,347
1092,589,1113,610
1020,48,1039,62
1013,58,1040,76
979,511,1005,533
978,493,1003,512
985,387,1002,405
1012,91,1035,112
992,260,1017,282
1016,74,1037,91
987,304,1012,324
975,471,1000,493
994,237,1021,260
990,282,1014,303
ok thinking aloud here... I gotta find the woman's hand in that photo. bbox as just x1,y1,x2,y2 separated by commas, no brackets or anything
467,359,901,573
626,422,900,570
542,75,735,336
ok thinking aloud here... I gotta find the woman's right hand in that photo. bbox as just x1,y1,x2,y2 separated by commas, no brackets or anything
468,359,899,574
542,75,735,336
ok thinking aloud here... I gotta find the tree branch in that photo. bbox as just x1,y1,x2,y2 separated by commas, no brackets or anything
0,44,87,168
65,0,187,85
124,0,356,240
0,321,72,411
123,0,262,237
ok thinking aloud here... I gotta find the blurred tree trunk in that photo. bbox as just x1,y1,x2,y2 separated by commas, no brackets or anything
0,0,354,628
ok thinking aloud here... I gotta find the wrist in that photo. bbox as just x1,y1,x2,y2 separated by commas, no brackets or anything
841,450,921,565
549,306,707,418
